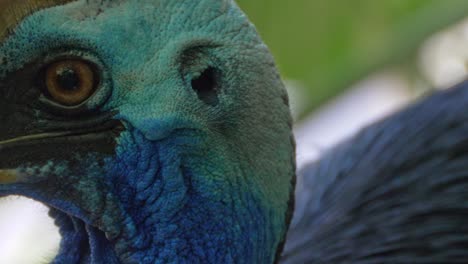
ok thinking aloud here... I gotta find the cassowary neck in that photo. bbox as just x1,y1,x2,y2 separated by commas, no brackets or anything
51,129,280,263
51,209,120,263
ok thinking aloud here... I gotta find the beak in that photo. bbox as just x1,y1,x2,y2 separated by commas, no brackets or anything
0,117,124,219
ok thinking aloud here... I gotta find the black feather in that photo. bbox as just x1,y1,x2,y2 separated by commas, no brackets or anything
282,82,468,263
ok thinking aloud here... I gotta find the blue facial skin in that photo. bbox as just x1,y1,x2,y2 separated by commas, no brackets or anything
0,0,295,263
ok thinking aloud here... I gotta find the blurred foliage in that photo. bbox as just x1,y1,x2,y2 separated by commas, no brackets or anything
236,0,468,119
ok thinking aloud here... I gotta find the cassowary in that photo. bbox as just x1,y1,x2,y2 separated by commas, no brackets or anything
0,1,466,263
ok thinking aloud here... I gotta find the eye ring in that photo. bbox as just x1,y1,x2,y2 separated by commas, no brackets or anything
44,59,98,106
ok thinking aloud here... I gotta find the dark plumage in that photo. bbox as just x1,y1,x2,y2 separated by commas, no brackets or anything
282,83,468,263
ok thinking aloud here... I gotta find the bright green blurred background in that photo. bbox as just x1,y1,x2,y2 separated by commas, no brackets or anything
236,0,468,119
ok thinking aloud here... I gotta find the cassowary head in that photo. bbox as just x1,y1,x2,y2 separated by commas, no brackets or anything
0,0,295,263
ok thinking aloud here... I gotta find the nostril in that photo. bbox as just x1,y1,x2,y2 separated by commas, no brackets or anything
191,67,219,106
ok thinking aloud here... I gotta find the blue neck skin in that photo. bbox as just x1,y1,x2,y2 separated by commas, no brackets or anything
50,209,120,264
47,129,275,264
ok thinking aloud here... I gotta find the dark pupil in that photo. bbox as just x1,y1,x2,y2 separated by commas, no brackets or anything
56,68,80,91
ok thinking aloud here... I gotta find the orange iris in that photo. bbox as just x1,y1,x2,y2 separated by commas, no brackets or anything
45,60,96,106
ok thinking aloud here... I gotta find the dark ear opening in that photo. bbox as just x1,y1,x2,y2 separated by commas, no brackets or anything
191,67,219,106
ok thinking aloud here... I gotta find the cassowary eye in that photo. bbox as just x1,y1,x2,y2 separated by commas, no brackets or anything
44,59,97,106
